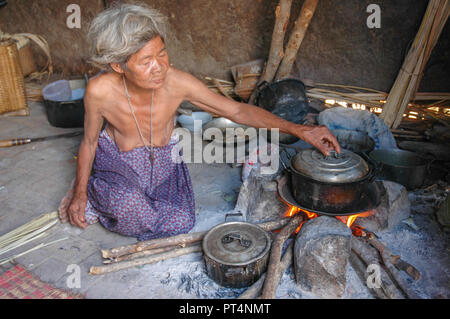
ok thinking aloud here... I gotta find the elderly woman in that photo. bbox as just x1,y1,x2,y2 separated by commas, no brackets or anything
62,3,340,241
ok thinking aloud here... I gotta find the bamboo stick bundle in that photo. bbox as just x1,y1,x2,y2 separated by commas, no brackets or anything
204,77,238,99
0,237,68,265
380,0,449,129
0,211,58,256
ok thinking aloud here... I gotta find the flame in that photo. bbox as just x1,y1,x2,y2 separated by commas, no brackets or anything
283,204,373,235
336,214,360,228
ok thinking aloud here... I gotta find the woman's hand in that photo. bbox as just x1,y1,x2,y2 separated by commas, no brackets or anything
296,125,341,156
67,193,88,229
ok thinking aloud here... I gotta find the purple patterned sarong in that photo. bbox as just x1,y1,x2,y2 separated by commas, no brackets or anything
85,130,195,241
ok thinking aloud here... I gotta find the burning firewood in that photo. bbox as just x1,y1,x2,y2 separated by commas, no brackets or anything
238,241,294,299
261,214,303,299
363,231,421,281
363,232,421,299
349,251,388,299
351,237,405,299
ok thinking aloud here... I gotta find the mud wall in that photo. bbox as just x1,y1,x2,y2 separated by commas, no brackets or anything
0,0,448,92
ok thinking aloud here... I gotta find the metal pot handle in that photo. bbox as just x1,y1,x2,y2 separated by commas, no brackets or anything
256,80,270,92
225,212,244,222
253,81,270,105
279,148,292,172
221,233,252,248
360,151,383,182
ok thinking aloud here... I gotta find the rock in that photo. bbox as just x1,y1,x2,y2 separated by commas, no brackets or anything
294,216,352,299
246,180,289,223
234,168,288,223
436,194,450,228
356,181,410,232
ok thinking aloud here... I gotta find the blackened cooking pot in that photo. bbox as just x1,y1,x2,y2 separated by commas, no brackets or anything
202,218,271,288
369,149,428,190
281,148,378,214
256,79,312,144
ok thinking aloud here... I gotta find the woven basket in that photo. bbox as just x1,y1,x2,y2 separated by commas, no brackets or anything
0,39,28,115
17,39,38,76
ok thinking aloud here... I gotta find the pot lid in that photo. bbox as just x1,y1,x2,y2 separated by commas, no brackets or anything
202,222,271,266
291,149,369,183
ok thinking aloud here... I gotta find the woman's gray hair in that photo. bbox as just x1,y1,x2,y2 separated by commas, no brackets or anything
87,3,168,71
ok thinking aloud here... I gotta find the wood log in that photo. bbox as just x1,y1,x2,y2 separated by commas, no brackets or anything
349,251,388,299
102,232,205,260
102,218,292,259
351,237,405,299
261,214,303,299
103,244,200,264
248,0,293,104
238,240,294,299
90,245,203,275
365,233,421,299
390,255,422,281
275,0,319,81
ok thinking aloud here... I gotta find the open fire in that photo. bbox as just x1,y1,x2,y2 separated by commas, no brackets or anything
284,204,374,235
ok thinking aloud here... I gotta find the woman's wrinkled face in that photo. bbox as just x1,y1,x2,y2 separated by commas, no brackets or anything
123,36,169,89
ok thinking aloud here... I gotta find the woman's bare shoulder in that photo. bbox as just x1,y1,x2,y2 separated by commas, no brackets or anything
165,67,207,97
85,73,121,101
84,72,121,112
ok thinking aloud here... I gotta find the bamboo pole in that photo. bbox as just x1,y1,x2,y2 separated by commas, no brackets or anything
380,0,439,126
381,0,449,129
275,0,319,81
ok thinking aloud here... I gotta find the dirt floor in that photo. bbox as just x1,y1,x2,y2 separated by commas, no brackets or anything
0,101,244,298
0,101,449,299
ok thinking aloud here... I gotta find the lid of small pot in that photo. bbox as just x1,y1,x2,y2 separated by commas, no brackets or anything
291,149,369,183
202,222,271,266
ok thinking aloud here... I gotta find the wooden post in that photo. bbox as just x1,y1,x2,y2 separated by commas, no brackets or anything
275,0,319,81
248,0,293,104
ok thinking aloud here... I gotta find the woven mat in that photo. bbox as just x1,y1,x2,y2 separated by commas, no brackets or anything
0,264,84,299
